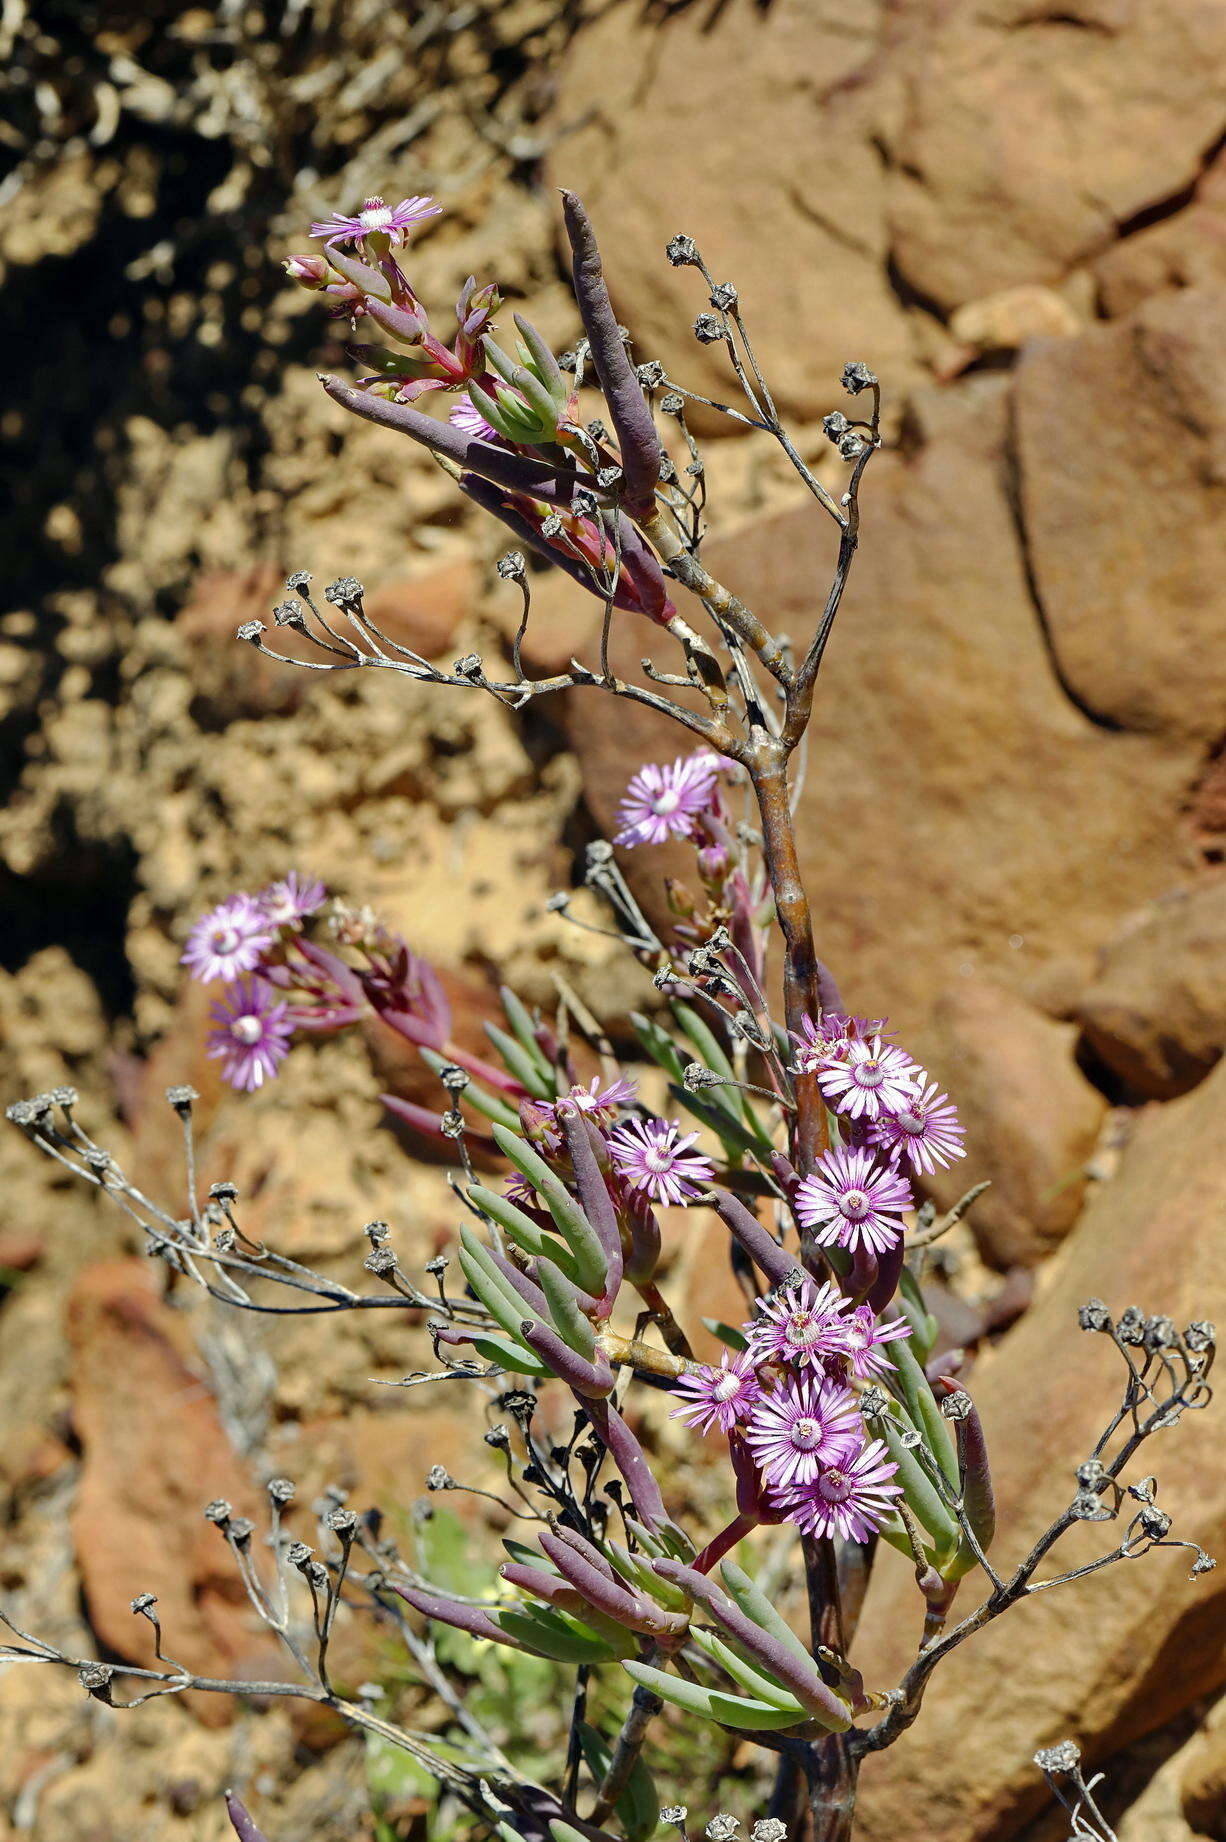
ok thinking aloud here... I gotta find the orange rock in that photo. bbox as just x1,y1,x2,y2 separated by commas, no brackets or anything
924,980,1106,1269
363,558,476,661
852,1059,1226,1840
1076,881,1226,1100
67,1261,278,1724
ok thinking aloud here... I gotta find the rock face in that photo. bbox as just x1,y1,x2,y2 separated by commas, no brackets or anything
67,1261,277,1721
924,981,1106,1269
546,0,918,423
1075,881,1226,1099
1015,288,1226,742
851,1058,1226,1842
885,0,1226,312
552,373,1199,1050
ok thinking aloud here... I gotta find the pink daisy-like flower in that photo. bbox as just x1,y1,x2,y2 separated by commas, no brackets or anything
790,1012,890,1075
309,194,442,248
869,1076,965,1175
795,1145,913,1257
207,979,293,1092
832,1305,911,1380
258,872,326,930
744,1374,862,1495
182,895,275,985
744,1278,851,1371
534,1075,639,1151
614,753,721,848
670,1350,762,1436
449,393,500,442
816,1035,920,1122
786,1438,902,1543
608,1118,715,1206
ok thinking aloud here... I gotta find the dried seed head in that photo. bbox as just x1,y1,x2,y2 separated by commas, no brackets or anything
1185,1319,1216,1352
838,431,867,460
305,1560,329,1589
841,360,878,396
228,1517,255,1546
236,620,265,643
596,465,624,489
484,1424,512,1449
497,551,526,580
1034,1740,1080,1775
660,1810,688,1831
49,1085,78,1109
1078,1298,1111,1333
324,577,364,607
709,282,738,311
1076,1458,1106,1488
587,417,609,441
130,1593,158,1615
1116,1306,1147,1345
940,1389,973,1421
693,314,725,345
365,1220,391,1245
267,1477,296,1505
426,1465,455,1492
82,1146,111,1171
79,1661,115,1700
273,601,307,629
288,1542,314,1569
636,360,666,387
660,392,686,417
1138,1504,1172,1540
165,1085,199,1114
752,1823,788,1842
453,653,483,679
286,570,311,592
666,235,698,266
706,1818,740,1842
438,1064,470,1094
326,1507,358,1537
209,1180,238,1203
424,1255,448,1276
541,513,564,539
499,1390,537,1422
204,1499,233,1526
364,1246,396,1277
1145,1314,1178,1350
823,411,850,440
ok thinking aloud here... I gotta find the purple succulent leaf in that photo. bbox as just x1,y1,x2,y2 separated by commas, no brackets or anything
711,1188,799,1288
499,1561,588,1616
391,1581,522,1648
380,1094,449,1143
938,1379,997,1553
320,374,573,499
539,1530,676,1635
652,1561,860,1723
561,191,661,522
560,1112,623,1310
583,1396,668,1530
519,1319,614,1397
225,1792,273,1842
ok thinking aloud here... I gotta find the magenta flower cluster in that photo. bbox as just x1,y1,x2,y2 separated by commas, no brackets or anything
789,1014,965,1258
672,1278,905,1542
181,876,325,1091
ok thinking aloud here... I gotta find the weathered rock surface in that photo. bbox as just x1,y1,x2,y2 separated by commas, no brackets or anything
886,0,1226,313
925,980,1106,1269
1181,1694,1226,1837
852,1058,1226,1842
67,1261,279,1721
546,0,918,424
1015,288,1226,743
1095,147,1226,320
553,376,1199,1050
1075,880,1226,1099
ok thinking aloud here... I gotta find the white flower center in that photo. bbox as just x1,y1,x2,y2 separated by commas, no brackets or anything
851,1059,883,1088
644,1144,675,1174
212,925,242,955
652,788,681,815
819,1468,852,1503
359,201,394,230
791,1417,822,1451
785,1311,821,1347
895,1109,923,1134
713,1373,742,1403
231,1015,263,1046
840,1188,870,1221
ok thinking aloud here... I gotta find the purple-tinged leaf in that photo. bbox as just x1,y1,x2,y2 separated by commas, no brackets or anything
561,1112,623,1310
938,1378,997,1553
225,1792,272,1842
520,1319,614,1397
584,1396,667,1530
561,191,661,522
320,374,569,498
711,1188,799,1287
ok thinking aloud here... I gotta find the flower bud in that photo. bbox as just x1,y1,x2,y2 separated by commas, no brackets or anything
284,254,331,289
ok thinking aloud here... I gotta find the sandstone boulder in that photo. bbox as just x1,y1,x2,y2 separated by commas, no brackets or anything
1014,287,1226,743
852,1058,1226,1841
551,376,1198,1051
67,1261,279,1722
1075,880,1226,1099
925,980,1106,1269
886,0,1226,312
546,0,916,425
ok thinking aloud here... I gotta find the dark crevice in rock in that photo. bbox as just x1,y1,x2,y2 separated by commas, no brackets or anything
1001,389,1125,734
883,249,951,328
1112,125,1226,243
0,823,138,1023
